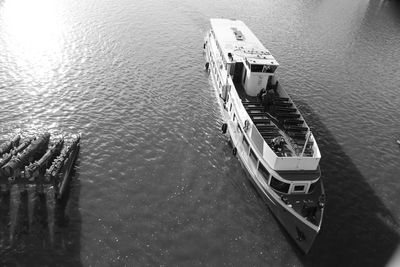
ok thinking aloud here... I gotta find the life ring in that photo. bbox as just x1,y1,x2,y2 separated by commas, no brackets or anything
232,147,237,156
221,123,228,134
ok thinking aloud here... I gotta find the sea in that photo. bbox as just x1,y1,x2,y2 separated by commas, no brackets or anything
1,0,400,266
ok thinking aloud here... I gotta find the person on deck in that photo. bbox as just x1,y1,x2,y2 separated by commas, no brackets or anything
272,136,285,152
257,88,266,103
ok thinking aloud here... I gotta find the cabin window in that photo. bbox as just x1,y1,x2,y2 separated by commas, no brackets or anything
251,64,264,72
293,185,306,193
251,64,277,73
249,149,258,165
270,176,290,194
258,164,270,182
294,185,305,191
266,65,277,73
308,181,317,193
242,136,249,151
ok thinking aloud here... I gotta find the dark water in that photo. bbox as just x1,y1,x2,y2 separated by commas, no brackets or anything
1,0,400,266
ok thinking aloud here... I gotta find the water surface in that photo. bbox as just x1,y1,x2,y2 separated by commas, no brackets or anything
1,0,400,266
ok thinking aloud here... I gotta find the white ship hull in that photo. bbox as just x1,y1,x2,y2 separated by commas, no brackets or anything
203,18,325,253
208,54,320,253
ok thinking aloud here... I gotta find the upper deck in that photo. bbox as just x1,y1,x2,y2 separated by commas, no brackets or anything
210,18,279,68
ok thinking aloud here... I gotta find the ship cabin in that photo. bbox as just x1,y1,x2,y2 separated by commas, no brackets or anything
207,19,323,206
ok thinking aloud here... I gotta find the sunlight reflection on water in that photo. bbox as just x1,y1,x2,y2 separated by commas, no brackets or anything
1,0,66,84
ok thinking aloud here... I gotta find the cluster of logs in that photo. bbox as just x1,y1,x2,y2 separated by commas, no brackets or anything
0,133,80,199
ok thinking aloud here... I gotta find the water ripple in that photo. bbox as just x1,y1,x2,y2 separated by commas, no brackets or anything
1,0,400,265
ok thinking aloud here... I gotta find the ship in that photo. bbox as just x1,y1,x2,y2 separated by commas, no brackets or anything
204,18,326,253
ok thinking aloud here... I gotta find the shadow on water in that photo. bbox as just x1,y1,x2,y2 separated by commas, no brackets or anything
368,0,400,22
0,162,82,266
293,101,399,267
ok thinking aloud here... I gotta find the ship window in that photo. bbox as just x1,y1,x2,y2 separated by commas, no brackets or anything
242,136,249,151
251,64,277,73
293,185,305,192
267,65,277,73
308,182,317,193
258,164,270,182
270,176,290,194
251,64,264,72
249,149,258,165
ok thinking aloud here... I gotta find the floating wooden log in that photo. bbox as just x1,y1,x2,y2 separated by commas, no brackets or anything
0,135,20,157
24,138,64,181
1,133,50,178
0,137,34,169
58,136,80,199
45,135,80,199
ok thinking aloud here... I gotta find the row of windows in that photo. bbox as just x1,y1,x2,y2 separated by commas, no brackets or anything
210,30,227,68
215,41,227,66
248,139,316,194
210,58,224,91
252,143,290,193
242,135,249,152
249,148,257,165
208,38,223,83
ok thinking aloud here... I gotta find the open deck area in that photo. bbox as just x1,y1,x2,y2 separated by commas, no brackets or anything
234,83,314,157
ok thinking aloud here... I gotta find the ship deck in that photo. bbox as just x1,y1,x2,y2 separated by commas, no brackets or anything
234,83,314,157
281,178,324,227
